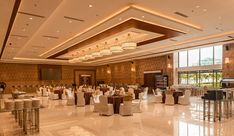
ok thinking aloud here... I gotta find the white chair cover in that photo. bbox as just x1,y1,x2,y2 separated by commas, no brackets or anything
153,89,162,103
128,88,135,99
120,101,132,116
99,96,113,116
178,90,191,105
76,91,85,107
165,94,174,105
132,92,143,113
66,89,75,106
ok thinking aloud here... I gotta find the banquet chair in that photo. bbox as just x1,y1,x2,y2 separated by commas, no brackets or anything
132,92,143,113
165,94,174,105
76,91,85,107
92,94,101,112
120,87,125,92
42,88,48,97
120,101,132,116
41,96,49,108
142,87,148,100
66,90,75,106
153,89,162,103
178,90,191,105
36,89,42,97
128,88,135,100
109,86,114,91
49,92,59,100
99,96,113,116
62,91,67,100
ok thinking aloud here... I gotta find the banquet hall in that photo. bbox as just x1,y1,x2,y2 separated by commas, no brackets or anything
1,0,234,136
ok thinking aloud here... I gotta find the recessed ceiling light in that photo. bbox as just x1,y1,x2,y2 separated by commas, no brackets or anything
56,30,60,33
89,4,93,8
47,38,50,40
203,9,207,12
29,17,33,20
196,5,200,8
119,18,122,21
142,16,145,18
218,16,222,20
69,20,72,23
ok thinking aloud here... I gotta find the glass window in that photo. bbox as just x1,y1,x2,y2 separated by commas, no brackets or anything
200,71,214,87
188,49,199,66
179,72,188,84
179,51,187,67
214,71,222,87
214,45,223,64
188,72,198,85
200,47,214,65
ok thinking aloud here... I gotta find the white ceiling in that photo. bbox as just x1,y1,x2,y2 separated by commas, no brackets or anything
1,0,234,66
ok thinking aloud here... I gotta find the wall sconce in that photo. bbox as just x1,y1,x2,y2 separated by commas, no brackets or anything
131,61,136,72
167,63,172,68
107,64,111,74
225,57,230,64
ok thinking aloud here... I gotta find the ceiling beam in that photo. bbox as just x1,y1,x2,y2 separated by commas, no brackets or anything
0,0,22,59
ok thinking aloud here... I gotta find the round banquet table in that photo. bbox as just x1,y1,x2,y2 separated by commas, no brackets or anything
75,92,93,105
54,89,63,99
162,91,183,104
134,89,143,99
100,88,109,94
108,96,124,114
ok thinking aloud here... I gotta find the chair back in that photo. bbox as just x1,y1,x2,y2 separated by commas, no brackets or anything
123,101,132,112
185,90,191,97
139,92,144,103
128,88,134,93
152,89,156,95
77,91,84,99
99,96,108,112
120,87,125,92
109,87,114,91
67,89,74,98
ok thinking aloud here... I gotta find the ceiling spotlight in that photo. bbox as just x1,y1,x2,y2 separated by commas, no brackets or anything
203,9,207,12
69,20,72,23
142,16,145,18
196,5,200,8
119,18,122,21
89,4,93,8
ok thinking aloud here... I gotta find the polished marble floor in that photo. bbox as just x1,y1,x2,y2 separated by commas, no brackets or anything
1,96,234,136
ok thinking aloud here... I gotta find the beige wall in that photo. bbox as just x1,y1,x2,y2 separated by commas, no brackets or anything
0,63,95,93
96,54,174,85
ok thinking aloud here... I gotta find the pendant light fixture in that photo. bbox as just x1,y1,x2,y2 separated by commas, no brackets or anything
100,42,112,56
122,33,137,50
110,38,123,53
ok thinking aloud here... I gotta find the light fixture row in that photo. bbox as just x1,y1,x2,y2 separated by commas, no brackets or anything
68,42,137,63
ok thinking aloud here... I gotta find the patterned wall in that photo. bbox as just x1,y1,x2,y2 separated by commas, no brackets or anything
223,44,234,78
96,54,174,85
0,63,95,93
